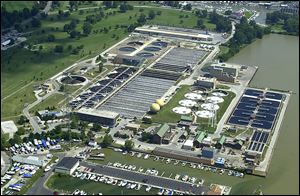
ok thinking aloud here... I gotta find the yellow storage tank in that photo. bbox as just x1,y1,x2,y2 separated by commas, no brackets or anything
156,99,165,107
150,103,160,113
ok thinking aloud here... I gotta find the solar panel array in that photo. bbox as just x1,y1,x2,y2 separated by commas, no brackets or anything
69,67,136,109
152,48,207,73
228,89,283,130
98,69,181,119
247,130,269,153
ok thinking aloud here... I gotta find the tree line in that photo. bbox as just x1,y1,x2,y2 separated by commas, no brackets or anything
1,2,46,29
266,11,299,35
218,17,271,62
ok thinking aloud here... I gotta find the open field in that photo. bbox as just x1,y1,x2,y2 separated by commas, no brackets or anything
46,173,158,195
29,93,66,114
1,1,35,12
149,85,191,123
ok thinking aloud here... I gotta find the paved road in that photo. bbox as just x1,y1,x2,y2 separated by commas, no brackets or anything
26,153,65,195
1,151,11,176
81,161,209,195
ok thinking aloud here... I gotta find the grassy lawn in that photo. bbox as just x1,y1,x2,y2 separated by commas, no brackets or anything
197,91,236,133
29,93,66,114
244,11,253,19
218,46,229,57
1,85,37,120
1,1,35,12
216,84,230,90
149,85,191,123
222,128,249,138
46,173,158,195
270,24,287,33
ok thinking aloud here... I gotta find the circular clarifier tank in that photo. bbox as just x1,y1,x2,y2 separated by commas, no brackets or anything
201,103,220,111
195,110,215,118
127,41,144,46
136,52,154,58
206,96,224,104
144,46,161,52
151,41,168,47
212,90,228,97
59,75,87,86
172,107,191,115
118,46,137,52
179,99,197,108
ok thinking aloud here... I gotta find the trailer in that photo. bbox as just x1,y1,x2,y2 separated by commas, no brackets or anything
41,139,47,148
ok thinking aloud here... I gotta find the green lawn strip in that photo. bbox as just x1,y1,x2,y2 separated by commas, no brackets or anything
244,11,253,19
46,173,158,195
29,93,66,114
150,85,191,123
216,84,230,90
1,1,35,12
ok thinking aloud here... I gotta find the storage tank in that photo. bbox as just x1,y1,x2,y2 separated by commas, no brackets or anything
150,103,160,113
156,99,165,107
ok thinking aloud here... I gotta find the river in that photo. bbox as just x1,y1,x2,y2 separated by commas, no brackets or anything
227,33,299,195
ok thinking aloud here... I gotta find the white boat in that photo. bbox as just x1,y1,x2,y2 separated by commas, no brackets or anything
135,183,141,190
137,153,142,158
144,154,149,159
126,183,131,189
146,186,152,192
130,183,136,189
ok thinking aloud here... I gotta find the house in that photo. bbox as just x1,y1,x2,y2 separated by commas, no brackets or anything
55,157,79,175
152,123,170,144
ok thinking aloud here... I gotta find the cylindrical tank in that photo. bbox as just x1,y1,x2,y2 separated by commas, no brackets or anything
156,99,165,107
150,103,160,113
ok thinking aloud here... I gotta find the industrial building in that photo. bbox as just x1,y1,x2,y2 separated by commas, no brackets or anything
134,25,213,42
76,108,120,127
182,138,194,150
55,157,79,175
125,123,140,131
215,135,226,149
193,131,207,148
1,120,18,139
203,63,240,83
177,115,193,128
201,147,215,159
152,123,170,144
113,54,145,66
195,76,217,89
12,155,46,167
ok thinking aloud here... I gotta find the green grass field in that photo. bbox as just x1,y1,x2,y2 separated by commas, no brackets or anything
150,85,191,123
29,93,66,114
1,1,35,12
46,173,158,195
244,11,253,19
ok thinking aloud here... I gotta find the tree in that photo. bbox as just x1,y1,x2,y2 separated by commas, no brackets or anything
92,123,102,132
123,140,134,151
16,127,26,135
17,115,28,125
183,3,192,11
197,19,205,29
141,132,153,142
31,18,41,28
137,13,146,25
224,10,232,15
148,10,156,20
47,34,56,42
82,22,92,35
98,62,103,72
1,133,10,150
102,134,113,147
54,45,64,53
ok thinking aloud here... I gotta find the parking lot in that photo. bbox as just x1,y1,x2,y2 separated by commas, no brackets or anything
80,161,209,195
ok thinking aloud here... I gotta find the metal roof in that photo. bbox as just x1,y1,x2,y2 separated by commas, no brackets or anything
155,123,170,137
56,157,79,170
180,115,193,122
195,131,207,143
